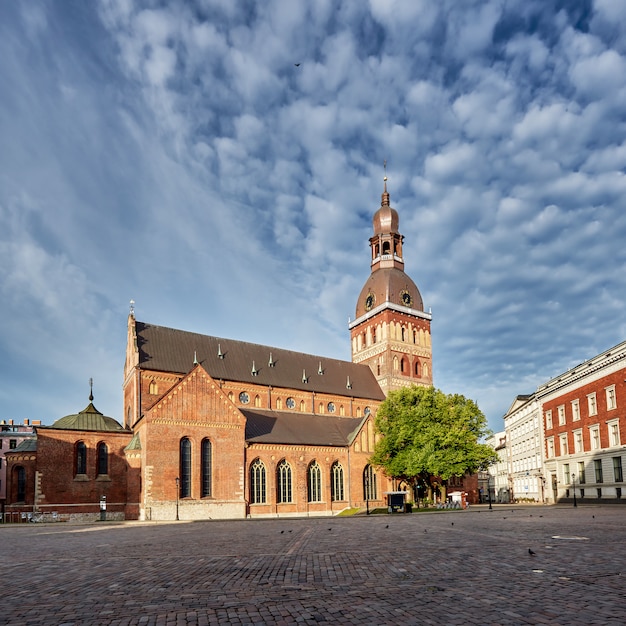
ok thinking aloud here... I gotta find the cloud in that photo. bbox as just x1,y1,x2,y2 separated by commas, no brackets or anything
0,0,625,435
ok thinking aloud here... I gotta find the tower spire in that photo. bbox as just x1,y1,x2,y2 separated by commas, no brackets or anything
382,160,390,206
89,377,94,402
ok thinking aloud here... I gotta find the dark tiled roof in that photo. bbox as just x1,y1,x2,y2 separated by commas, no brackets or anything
243,409,365,446
10,438,37,452
135,321,385,401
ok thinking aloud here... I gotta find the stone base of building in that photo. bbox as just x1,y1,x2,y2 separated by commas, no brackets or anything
142,500,246,521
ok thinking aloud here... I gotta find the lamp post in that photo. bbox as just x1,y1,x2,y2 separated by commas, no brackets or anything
175,477,180,520
365,471,370,516
571,472,577,508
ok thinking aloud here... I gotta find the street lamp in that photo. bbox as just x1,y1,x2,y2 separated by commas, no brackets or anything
175,476,180,520
571,472,577,508
364,471,370,516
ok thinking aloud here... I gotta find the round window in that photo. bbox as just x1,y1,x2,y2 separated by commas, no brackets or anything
327,402,336,413
239,391,250,404
364,406,371,416
286,397,296,409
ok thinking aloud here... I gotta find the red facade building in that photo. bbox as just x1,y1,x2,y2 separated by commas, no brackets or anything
538,341,626,503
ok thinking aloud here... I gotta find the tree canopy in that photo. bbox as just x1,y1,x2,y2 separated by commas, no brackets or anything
370,385,497,489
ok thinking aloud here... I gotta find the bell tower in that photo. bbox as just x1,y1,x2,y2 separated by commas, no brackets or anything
349,175,432,395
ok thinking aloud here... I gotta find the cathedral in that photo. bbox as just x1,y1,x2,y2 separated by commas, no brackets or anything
4,181,434,521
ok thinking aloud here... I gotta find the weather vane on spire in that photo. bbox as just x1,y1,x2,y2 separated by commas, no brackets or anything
89,377,94,402
382,160,389,203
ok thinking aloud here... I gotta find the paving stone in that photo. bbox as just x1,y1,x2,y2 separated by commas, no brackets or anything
2,505,626,624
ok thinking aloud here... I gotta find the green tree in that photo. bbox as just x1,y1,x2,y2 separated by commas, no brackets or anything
370,385,497,497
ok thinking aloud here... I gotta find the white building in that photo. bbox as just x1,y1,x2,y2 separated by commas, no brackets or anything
503,395,546,503
485,431,510,503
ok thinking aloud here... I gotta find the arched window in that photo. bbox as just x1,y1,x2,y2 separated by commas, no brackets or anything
201,439,212,498
250,458,266,504
15,466,26,502
372,327,377,343
97,442,108,476
276,398,283,410
308,461,322,502
75,441,87,475
300,400,305,412
277,460,292,503
401,327,406,341
393,356,399,371
254,395,261,407
382,241,391,255
180,437,192,498
400,358,407,373
363,465,377,501
149,380,158,394
414,360,420,377
331,462,344,501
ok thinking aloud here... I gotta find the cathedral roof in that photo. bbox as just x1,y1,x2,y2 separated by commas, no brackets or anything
134,321,385,401
242,409,365,446
49,402,126,432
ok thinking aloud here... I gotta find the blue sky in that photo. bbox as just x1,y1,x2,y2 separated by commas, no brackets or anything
1,0,625,433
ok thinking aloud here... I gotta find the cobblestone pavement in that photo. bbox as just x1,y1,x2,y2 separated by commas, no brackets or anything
2,505,626,625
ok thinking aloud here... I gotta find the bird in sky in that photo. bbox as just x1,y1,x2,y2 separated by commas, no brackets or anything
294,63,300,67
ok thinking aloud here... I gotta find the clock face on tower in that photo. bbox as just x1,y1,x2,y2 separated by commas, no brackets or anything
365,293,376,311
400,289,413,307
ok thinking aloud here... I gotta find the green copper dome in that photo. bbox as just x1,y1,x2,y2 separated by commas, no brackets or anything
52,402,125,432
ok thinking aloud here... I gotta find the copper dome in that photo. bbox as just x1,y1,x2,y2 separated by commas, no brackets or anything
372,205,399,235
355,267,424,318
52,402,125,432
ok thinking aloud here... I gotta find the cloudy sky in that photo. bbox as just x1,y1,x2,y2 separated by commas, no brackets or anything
1,0,625,433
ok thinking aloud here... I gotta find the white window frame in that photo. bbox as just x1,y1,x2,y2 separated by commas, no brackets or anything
558,405,566,426
546,437,555,459
606,385,617,411
573,429,583,453
562,463,570,484
588,392,597,417
545,410,553,430
571,399,580,422
608,419,620,447
559,433,569,456
589,425,600,450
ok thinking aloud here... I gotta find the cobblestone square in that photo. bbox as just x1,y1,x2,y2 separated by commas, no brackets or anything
2,505,625,625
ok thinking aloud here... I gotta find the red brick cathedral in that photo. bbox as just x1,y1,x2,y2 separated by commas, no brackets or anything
4,182,433,521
